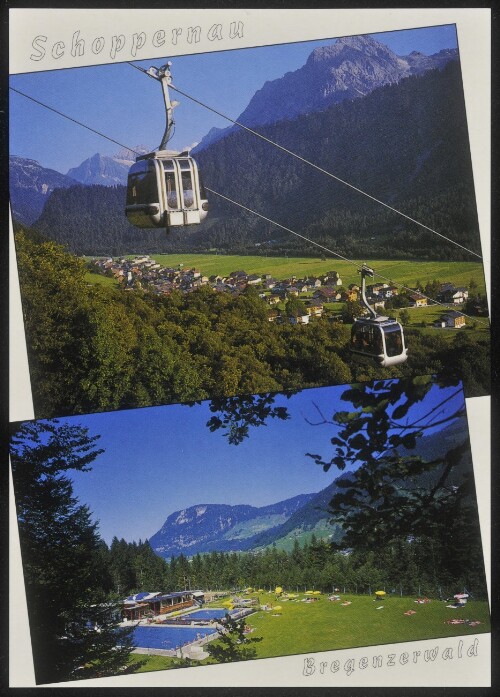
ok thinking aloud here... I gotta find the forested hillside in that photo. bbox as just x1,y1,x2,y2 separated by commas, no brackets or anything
15,228,489,419
193,61,479,260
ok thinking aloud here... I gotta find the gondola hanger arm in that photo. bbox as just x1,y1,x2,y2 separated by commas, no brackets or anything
146,62,180,151
359,263,377,319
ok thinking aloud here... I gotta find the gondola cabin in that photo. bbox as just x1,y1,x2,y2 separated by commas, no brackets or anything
351,316,408,367
125,151,208,229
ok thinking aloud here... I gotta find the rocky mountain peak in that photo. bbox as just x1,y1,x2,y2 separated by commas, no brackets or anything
195,34,457,151
307,34,394,64
66,152,131,186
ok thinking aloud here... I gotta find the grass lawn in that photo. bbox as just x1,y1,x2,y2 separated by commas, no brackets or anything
245,593,490,657
392,306,490,337
84,271,120,288
128,653,178,672
128,592,490,674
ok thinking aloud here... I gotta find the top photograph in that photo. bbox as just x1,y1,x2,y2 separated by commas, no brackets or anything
9,22,490,419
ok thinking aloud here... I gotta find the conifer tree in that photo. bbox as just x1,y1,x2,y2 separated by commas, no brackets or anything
10,420,137,684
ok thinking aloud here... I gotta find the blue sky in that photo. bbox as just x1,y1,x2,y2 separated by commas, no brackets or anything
9,24,458,174
51,380,467,546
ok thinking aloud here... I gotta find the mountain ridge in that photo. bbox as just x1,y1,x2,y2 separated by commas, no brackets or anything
147,416,470,559
149,492,316,558
193,35,458,151
9,156,78,225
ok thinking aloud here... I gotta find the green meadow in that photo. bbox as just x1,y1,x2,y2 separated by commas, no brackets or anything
84,271,119,288
87,254,488,302
128,591,490,673
144,255,487,294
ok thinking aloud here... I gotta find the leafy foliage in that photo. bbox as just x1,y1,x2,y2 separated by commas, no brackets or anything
205,615,262,663
10,420,137,684
206,393,291,445
303,377,485,589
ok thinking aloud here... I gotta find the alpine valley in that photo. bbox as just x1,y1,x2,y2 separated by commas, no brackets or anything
147,416,472,560
9,35,480,261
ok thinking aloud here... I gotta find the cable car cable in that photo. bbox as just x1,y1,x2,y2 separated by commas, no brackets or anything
127,62,485,263
9,86,141,157
204,187,354,265
9,84,489,327
205,187,489,327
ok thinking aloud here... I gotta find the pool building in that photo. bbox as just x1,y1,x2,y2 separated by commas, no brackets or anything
123,590,204,621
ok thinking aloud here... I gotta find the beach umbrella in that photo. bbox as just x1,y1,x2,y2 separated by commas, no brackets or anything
312,590,321,595
305,590,314,595
375,590,386,597
454,593,469,599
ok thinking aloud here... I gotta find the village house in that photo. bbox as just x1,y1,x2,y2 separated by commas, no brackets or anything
369,298,386,312
438,284,469,304
377,285,398,299
295,283,309,293
322,271,343,286
122,591,202,621
229,270,248,282
314,287,340,302
367,283,389,296
288,312,310,325
409,293,428,307
305,301,324,317
339,288,358,302
434,311,466,328
305,277,322,289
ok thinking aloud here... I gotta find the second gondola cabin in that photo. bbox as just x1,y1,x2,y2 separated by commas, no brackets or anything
351,315,407,367
125,150,208,229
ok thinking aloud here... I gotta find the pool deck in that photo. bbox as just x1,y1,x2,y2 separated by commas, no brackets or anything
121,606,253,628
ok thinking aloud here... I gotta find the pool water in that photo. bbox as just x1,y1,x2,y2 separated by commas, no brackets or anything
184,608,235,621
132,625,217,650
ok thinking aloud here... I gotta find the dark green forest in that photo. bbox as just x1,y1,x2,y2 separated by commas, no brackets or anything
32,62,481,261
96,531,487,602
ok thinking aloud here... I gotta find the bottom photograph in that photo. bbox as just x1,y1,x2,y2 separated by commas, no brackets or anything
10,376,490,685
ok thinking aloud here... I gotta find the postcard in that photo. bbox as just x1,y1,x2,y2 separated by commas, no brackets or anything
9,7,491,688
10,379,490,686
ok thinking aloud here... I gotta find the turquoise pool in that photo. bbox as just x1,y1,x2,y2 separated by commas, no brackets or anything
132,624,217,650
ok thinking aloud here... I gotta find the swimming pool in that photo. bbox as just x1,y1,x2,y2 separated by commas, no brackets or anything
184,608,235,621
132,625,217,650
